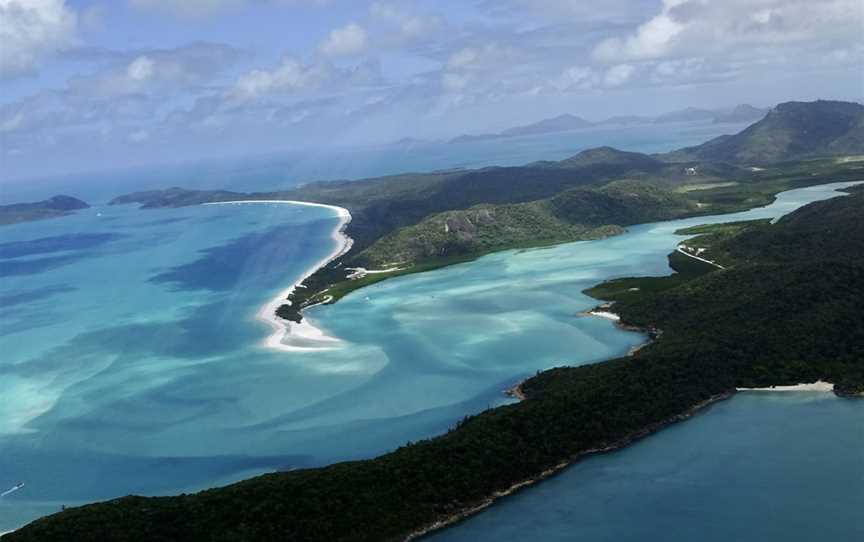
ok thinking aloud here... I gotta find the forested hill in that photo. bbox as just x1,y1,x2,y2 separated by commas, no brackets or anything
0,195,90,226
7,187,862,542
354,181,698,268
660,100,864,164
110,101,863,258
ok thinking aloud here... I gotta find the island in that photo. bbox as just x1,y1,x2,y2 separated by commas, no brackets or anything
0,195,89,226
10,100,861,541
6,176,863,542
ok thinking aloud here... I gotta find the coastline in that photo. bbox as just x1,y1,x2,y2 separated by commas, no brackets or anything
404,390,735,541
202,200,354,351
736,380,834,392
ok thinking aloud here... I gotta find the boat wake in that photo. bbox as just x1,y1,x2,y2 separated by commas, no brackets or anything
1,482,24,498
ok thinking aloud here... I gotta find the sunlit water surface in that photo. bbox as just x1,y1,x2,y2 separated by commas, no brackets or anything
1,129,861,534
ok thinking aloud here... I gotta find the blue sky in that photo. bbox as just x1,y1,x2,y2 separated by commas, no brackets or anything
1,0,862,180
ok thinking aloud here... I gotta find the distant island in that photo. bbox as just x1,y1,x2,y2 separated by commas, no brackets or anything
448,104,769,144
0,195,90,226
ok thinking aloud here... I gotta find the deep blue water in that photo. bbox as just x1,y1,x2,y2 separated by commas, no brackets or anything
1,128,861,535
429,393,864,542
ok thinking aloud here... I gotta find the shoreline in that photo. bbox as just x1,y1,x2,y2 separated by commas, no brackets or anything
736,380,834,392
404,390,735,540
202,200,354,351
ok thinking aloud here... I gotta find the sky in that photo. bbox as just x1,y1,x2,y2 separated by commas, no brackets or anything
1,0,862,181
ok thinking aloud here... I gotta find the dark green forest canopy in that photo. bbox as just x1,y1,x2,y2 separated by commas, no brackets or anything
8,187,863,542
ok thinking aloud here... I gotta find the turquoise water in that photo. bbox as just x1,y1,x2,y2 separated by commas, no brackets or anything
429,392,864,542
1,137,861,533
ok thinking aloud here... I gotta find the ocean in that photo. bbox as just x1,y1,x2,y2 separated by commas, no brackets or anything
1,123,861,535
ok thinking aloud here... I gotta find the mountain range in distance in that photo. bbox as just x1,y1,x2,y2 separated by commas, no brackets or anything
443,104,770,145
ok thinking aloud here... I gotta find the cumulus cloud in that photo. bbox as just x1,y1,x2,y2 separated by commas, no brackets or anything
67,42,244,98
441,44,519,95
318,23,368,57
371,2,442,41
603,63,635,87
127,56,156,81
0,0,78,79
231,57,330,99
0,41,244,151
229,55,384,103
594,0,864,63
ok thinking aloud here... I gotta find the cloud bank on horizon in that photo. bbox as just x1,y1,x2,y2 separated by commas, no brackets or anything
0,0,862,179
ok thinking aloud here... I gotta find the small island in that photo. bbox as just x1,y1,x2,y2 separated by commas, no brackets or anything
0,195,90,226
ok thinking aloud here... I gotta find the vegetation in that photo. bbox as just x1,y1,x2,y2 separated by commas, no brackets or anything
0,195,90,226
661,100,864,164
8,177,863,542
349,182,678,268
278,181,700,321
108,101,864,325
581,250,716,303
109,187,243,208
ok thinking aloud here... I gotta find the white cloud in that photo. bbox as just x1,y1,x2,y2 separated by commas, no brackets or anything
603,64,635,87
0,0,77,79
446,44,513,72
0,111,24,132
319,23,368,57
127,56,155,81
447,48,480,70
69,43,243,98
594,0,864,63
552,66,599,91
231,57,330,100
371,2,442,41
128,129,150,142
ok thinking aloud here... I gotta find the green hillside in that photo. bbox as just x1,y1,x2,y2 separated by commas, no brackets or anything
355,181,697,267
662,100,864,164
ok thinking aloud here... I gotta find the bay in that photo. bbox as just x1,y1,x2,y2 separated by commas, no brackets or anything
1,124,859,533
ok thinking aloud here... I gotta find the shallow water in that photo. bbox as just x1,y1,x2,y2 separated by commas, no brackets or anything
1,165,860,532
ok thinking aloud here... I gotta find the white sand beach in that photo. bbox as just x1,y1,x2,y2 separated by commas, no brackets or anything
203,200,353,351
736,380,834,392
587,310,621,321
